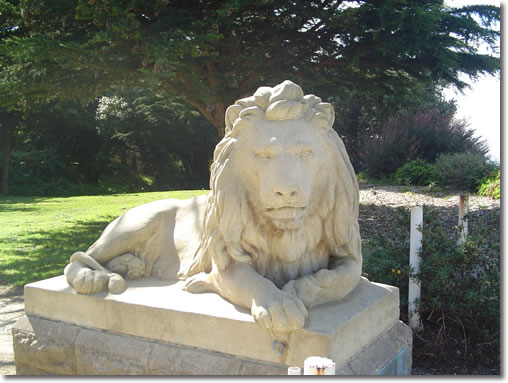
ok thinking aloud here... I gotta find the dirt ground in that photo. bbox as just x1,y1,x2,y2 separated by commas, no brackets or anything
0,285,24,375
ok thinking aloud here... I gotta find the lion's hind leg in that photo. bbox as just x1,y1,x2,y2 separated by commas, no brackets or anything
105,254,146,280
85,216,154,264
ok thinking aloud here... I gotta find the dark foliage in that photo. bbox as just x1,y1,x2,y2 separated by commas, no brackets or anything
361,106,489,178
0,1,500,136
433,151,496,192
362,205,500,374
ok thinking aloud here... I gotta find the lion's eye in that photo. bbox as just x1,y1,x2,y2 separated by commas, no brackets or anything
254,152,272,160
299,149,313,159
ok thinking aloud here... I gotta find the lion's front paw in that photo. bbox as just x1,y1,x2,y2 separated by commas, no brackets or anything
282,275,322,308
183,272,215,294
105,254,145,280
251,291,308,333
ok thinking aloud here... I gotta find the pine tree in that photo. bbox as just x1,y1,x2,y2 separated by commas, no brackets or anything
0,0,500,138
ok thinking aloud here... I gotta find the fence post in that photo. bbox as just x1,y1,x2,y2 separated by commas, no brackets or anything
408,206,423,330
457,195,469,246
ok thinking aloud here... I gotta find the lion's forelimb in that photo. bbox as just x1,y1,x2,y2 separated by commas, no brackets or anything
206,261,308,333
282,257,361,308
65,251,128,294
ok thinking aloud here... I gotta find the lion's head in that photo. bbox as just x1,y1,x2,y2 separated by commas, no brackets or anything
181,80,361,288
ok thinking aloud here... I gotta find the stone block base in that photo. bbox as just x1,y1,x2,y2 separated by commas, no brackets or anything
13,316,410,375
13,275,412,375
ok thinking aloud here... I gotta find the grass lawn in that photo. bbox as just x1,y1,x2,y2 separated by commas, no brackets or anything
0,190,209,286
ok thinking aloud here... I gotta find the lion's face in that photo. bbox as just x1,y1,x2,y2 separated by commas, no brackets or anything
233,118,331,231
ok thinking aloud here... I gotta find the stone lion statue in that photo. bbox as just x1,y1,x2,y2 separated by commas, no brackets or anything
64,80,362,333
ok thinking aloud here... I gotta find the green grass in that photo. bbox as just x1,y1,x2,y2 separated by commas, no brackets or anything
0,190,209,286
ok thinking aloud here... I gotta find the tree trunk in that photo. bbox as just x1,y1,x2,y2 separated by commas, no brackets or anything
181,96,226,139
213,102,226,138
1,124,12,194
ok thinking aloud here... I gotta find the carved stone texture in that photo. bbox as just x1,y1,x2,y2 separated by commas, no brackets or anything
63,80,362,332
15,276,412,375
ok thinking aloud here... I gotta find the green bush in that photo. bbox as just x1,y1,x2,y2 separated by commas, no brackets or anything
3,149,160,196
363,206,500,372
6,150,78,195
394,159,435,186
362,207,411,320
416,207,500,371
478,168,500,199
434,152,494,192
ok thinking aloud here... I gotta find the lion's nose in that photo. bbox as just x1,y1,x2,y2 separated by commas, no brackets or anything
273,186,300,201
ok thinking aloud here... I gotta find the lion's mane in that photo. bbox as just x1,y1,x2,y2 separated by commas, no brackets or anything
179,80,361,287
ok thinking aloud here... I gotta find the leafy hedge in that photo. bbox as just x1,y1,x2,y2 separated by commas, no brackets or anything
394,159,435,186
478,168,500,199
3,149,153,196
363,206,500,373
433,152,495,192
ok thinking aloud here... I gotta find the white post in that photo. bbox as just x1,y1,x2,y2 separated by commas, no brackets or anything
457,195,469,246
288,366,301,375
303,356,335,375
408,206,423,330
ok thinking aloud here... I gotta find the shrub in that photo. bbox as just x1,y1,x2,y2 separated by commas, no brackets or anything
478,168,500,199
363,205,500,373
415,207,500,372
360,107,488,178
394,159,435,186
8,149,76,181
6,149,79,195
434,152,494,192
362,207,411,320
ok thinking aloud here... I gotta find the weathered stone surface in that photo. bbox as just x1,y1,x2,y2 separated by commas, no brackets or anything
12,314,411,375
24,275,400,369
347,321,412,375
237,360,288,376
15,362,52,375
12,315,79,375
75,329,153,375
148,343,248,375
113,339,289,376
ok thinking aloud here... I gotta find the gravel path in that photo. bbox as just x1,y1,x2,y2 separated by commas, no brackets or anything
358,184,500,246
0,185,500,375
0,285,24,375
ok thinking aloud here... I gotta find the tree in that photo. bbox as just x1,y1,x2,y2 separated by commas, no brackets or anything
0,0,500,139
95,89,216,189
0,0,26,193
0,111,22,193
16,100,104,183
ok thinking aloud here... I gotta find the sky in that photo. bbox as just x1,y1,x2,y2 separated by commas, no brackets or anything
442,0,501,162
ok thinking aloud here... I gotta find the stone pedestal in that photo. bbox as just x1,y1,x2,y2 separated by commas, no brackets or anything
12,276,412,375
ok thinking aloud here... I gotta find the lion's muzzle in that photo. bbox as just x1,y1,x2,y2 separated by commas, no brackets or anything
265,206,306,230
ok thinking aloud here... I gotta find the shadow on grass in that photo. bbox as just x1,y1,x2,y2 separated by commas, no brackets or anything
0,196,58,213
0,217,115,286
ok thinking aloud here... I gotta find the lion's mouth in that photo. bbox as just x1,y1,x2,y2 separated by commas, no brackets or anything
265,207,306,229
